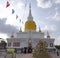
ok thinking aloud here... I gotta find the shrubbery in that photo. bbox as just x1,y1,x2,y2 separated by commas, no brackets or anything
32,40,52,58
55,45,60,50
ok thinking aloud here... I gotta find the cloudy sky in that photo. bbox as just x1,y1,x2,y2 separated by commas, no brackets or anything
0,0,60,45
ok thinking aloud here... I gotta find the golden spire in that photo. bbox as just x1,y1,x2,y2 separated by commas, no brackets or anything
39,27,41,32
10,32,14,38
19,27,22,32
25,3,36,31
47,31,50,38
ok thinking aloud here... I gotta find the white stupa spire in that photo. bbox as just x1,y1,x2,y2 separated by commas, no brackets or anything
28,3,33,20
47,31,50,38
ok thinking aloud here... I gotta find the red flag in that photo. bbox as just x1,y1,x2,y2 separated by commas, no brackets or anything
6,1,10,8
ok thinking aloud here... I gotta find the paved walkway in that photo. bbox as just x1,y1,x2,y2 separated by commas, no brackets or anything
16,53,60,58
0,52,60,58
16,54,32,58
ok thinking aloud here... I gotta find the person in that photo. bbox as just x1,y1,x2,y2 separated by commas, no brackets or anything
56,49,59,56
28,47,32,53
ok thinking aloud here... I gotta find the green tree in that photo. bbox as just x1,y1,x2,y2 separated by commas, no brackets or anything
55,45,60,50
32,40,52,58
1,40,7,48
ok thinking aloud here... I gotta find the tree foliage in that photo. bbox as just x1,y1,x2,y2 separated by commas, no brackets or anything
55,45,60,49
32,40,52,58
1,40,7,48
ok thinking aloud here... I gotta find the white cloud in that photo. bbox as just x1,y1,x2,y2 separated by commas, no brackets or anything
52,11,60,21
0,18,18,34
16,2,24,9
54,0,60,3
0,5,10,18
0,33,8,41
0,1,25,29
0,1,26,39
47,11,60,21
54,36,60,45
43,25,57,31
37,0,52,8
58,36,60,40
36,0,60,8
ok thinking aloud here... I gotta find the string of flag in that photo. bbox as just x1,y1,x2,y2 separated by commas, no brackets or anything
6,1,18,19
5,0,27,23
